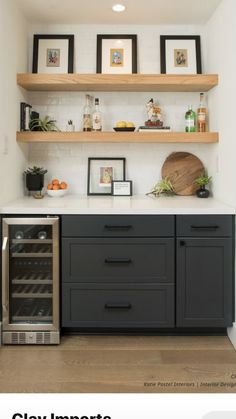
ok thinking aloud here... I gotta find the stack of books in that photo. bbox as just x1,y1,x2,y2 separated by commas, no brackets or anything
138,126,171,132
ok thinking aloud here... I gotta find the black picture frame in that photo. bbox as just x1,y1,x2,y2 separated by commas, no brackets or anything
112,180,133,196
96,34,137,74
160,35,202,74
32,34,74,73
87,157,126,196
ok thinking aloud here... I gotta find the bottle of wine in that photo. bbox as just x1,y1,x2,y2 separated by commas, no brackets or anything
197,93,207,132
92,98,102,131
83,94,92,132
185,105,196,132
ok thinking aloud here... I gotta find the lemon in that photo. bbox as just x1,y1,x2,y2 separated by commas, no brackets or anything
126,122,135,127
116,121,127,128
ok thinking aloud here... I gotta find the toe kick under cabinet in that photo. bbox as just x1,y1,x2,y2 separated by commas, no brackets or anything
61,215,234,331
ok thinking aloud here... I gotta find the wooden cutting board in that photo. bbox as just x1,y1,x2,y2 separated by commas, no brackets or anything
161,152,205,196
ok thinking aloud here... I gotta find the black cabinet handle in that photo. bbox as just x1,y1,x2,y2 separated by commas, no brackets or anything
104,302,132,310
105,258,132,264
104,225,132,231
190,225,219,231
180,240,186,247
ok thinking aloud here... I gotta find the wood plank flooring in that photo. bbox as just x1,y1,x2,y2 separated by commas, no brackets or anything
0,335,236,393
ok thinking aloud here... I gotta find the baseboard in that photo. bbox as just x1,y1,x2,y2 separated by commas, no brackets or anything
227,323,236,349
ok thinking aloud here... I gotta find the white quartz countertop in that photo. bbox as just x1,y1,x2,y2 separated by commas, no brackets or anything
0,194,235,215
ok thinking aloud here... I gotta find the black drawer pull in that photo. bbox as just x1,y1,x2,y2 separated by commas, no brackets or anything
105,258,132,264
104,302,132,310
180,240,186,247
104,225,132,231
190,225,219,231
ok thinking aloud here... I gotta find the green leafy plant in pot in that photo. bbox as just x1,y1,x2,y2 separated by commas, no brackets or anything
29,116,59,132
195,174,211,198
24,166,47,193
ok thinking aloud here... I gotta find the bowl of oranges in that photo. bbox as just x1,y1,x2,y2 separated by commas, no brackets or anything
47,179,68,197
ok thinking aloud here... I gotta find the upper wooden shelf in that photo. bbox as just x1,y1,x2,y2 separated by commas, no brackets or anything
16,131,219,144
17,73,218,92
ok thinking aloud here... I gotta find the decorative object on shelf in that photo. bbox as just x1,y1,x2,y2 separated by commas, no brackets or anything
66,120,75,132
160,35,202,74
138,126,171,132
24,166,47,197
112,180,133,196
97,34,137,74
87,157,126,195
185,105,196,132
32,34,74,73
29,116,59,132
146,177,174,197
161,152,205,196
145,98,163,127
197,93,208,132
195,173,211,198
113,121,135,131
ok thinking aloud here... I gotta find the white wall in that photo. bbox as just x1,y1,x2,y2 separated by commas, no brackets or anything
205,0,236,207
26,23,218,195
0,0,29,206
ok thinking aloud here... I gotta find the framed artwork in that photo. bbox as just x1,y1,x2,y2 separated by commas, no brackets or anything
160,35,202,74
97,35,137,74
87,158,126,195
32,34,74,73
112,180,133,196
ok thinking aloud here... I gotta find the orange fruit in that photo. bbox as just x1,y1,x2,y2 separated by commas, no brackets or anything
60,182,68,189
47,183,53,190
52,184,60,190
52,179,60,185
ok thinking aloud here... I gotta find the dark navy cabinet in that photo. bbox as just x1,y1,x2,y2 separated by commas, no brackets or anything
176,215,234,328
61,214,234,331
61,215,175,329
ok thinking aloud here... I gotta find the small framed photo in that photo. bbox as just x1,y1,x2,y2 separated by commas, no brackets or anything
97,35,137,74
112,181,133,196
32,34,74,73
160,35,202,74
87,158,126,196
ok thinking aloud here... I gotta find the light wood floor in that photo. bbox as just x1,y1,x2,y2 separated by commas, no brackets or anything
0,335,236,393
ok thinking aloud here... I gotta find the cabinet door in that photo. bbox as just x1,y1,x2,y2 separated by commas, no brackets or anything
176,238,233,327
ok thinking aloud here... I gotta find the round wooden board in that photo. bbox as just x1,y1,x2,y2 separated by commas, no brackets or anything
161,152,205,196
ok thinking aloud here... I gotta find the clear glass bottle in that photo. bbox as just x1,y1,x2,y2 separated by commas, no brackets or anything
83,94,92,132
185,105,196,132
197,93,207,132
92,98,102,131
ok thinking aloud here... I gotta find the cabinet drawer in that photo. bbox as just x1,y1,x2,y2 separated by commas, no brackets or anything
176,215,233,237
62,284,174,328
62,238,174,283
61,215,174,237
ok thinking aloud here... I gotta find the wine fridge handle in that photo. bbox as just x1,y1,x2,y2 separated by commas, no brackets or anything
2,236,8,251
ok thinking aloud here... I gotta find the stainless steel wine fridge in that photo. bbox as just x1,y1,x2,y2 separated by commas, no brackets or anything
2,217,59,344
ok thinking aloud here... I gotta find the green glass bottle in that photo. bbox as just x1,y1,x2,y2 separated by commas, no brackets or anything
185,105,196,132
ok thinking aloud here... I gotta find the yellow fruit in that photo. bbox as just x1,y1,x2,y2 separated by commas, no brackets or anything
116,121,127,128
126,122,135,127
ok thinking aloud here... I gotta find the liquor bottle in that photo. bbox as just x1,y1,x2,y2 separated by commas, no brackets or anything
92,98,102,131
185,105,196,132
83,94,92,132
197,93,207,132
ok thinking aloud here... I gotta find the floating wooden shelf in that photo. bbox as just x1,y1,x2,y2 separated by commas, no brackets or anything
17,73,218,92
16,131,219,144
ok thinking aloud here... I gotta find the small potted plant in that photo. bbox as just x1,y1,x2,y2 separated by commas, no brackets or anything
66,119,75,132
29,115,58,132
146,177,175,197
195,173,212,198
24,166,48,193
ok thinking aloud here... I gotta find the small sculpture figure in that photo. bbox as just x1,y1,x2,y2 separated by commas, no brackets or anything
145,98,163,127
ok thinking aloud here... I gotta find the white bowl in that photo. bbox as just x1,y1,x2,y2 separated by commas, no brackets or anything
47,189,68,198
